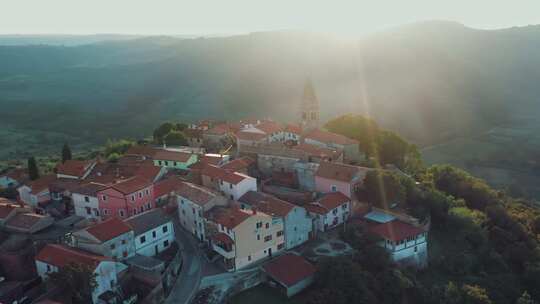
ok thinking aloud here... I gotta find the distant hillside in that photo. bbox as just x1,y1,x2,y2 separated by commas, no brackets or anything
3,21,540,197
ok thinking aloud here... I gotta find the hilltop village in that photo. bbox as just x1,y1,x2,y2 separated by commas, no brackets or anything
0,82,431,304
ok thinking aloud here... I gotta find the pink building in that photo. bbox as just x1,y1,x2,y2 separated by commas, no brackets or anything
314,161,370,199
97,177,154,220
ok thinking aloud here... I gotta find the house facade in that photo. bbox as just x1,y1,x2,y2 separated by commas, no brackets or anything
238,191,312,249
97,177,154,220
314,161,368,199
306,192,351,232
70,217,136,260
35,244,118,304
207,207,285,271
17,175,57,209
72,183,107,221
153,150,198,170
303,129,362,162
368,220,428,268
55,159,97,180
176,182,228,241
201,165,257,201
126,209,175,256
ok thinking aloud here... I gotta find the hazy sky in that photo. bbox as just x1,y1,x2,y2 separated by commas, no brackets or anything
1,0,539,35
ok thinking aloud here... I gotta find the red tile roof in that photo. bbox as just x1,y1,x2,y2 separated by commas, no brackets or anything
206,123,231,135
84,217,133,242
368,220,426,242
304,129,359,145
293,143,343,160
0,202,18,219
201,154,225,166
55,160,94,178
125,145,159,158
315,161,368,183
238,191,294,217
263,254,316,287
4,168,28,182
318,192,350,210
207,207,253,229
211,232,234,245
256,121,282,134
154,150,193,162
235,131,267,142
200,165,248,185
176,182,218,206
26,175,57,194
154,177,184,198
110,176,152,194
135,163,162,182
284,124,302,135
5,212,49,230
72,183,108,196
36,244,111,270
220,157,254,171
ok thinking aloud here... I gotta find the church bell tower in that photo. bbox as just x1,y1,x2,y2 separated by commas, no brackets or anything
300,79,320,131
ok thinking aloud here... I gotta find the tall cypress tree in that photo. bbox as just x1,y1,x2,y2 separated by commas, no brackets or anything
62,143,72,163
28,157,40,181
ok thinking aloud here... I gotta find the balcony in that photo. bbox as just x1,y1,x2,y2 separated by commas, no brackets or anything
211,232,235,259
212,243,235,259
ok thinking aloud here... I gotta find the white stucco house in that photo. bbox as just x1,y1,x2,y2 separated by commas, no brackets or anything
72,183,108,221
35,244,119,304
201,165,257,201
305,192,351,232
126,208,175,257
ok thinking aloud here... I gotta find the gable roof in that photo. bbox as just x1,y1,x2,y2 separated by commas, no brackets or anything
238,191,294,217
110,176,152,194
36,244,111,270
255,121,282,134
154,150,193,162
200,164,249,185
125,145,159,158
263,253,316,287
125,209,170,236
235,131,267,142
220,157,254,172
293,143,343,160
206,207,253,230
304,128,359,145
84,217,133,242
284,124,302,135
368,220,426,242
315,161,368,183
26,175,57,194
55,160,95,178
206,123,231,135
3,168,28,182
318,192,350,209
5,212,53,232
176,182,219,206
154,176,184,198
0,202,18,219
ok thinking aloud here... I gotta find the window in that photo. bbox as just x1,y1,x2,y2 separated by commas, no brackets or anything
119,210,125,217
248,255,251,261
110,243,116,250
164,240,169,247
331,185,337,192
146,203,151,210
342,204,347,210
277,243,285,250
84,196,90,202
230,195,234,200
181,199,184,205
145,189,149,196
256,222,262,229
264,235,272,242
182,209,186,215
265,223,269,229
163,225,168,233
102,195,107,201
229,184,233,189
131,195,135,202
158,161,162,166
94,209,100,216
85,207,91,215
277,231,284,237
103,209,109,215
257,234,260,240
192,207,195,214
152,231,156,238
414,246,418,252
140,206,144,213
46,265,51,272
121,240,126,245
140,236,146,243
123,251,128,258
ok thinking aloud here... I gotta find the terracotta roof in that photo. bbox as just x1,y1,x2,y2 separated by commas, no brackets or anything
135,163,162,182
125,145,159,158
368,220,426,242
154,177,184,198
201,154,225,166
284,124,302,135
48,178,82,193
26,175,57,194
318,192,350,209
235,131,267,142
5,212,49,230
211,232,234,245
200,165,248,185
110,176,152,194
73,182,108,196
55,160,94,178
84,217,133,242
4,168,28,182
207,207,253,230
206,123,231,135
304,129,359,145
304,203,328,215
36,244,111,270
263,254,316,287
315,161,368,183
238,191,294,217
220,157,254,171
255,121,282,134
293,143,343,160
0,202,18,219
176,182,218,206
126,209,170,236
154,150,193,162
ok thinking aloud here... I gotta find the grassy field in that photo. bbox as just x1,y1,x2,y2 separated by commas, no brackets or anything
229,285,306,304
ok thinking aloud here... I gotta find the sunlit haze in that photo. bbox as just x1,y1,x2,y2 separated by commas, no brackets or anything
1,0,539,35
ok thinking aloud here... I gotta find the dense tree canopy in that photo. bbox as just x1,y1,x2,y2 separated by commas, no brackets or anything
27,156,39,180
61,143,72,163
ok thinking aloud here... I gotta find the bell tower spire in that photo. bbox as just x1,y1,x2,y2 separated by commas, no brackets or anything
300,79,320,131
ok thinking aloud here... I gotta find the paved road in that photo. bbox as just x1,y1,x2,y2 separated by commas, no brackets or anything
164,222,203,304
